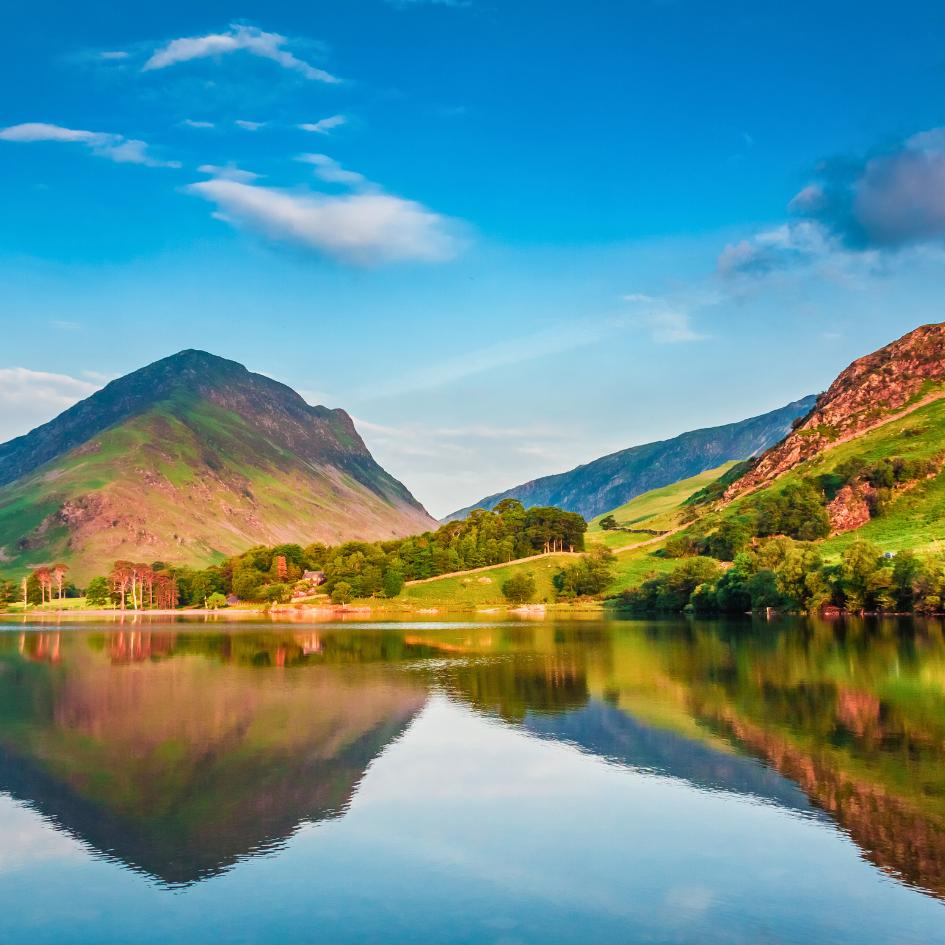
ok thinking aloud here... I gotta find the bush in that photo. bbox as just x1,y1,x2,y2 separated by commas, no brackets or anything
85,576,110,608
502,572,536,603
554,547,616,597
599,515,618,531
664,534,701,558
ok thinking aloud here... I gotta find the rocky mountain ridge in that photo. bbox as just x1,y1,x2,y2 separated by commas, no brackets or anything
727,323,945,499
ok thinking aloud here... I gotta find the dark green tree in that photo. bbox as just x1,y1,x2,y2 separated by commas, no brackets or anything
502,572,537,604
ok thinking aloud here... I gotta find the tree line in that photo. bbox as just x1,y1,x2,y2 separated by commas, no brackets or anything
225,499,587,604
610,537,945,615
0,501,590,610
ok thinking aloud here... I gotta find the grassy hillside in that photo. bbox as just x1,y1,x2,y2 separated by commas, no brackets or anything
586,462,737,549
715,395,945,560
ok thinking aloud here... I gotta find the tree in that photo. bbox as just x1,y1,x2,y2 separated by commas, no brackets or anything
599,515,618,531
840,539,884,613
382,569,404,598
52,563,68,611
502,572,536,604
554,546,616,598
86,576,110,608
189,572,212,606
207,592,227,609
34,567,51,609
110,562,133,610
331,581,353,605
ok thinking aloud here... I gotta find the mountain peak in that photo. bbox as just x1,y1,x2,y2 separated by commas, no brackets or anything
0,351,320,489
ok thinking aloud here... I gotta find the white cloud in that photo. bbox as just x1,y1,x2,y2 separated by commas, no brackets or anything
186,172,457,265
183,119,214,128
100,51,129,59
143,25,339,83
235,120,265,130
622,293,655,302
299,115,346,134
196,163,262,183
0,368,101,442
296,153,365,186
0,123,180,168
648,311,706,343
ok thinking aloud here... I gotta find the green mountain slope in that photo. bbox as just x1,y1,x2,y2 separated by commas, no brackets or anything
586,462,738,548
0,351,436,580
445,395,816,522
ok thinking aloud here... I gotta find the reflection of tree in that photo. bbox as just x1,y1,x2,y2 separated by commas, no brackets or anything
440,655,588,721
0,632,427,885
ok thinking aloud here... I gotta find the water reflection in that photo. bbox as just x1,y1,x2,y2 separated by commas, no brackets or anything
1,616,945,904
0,629,427,885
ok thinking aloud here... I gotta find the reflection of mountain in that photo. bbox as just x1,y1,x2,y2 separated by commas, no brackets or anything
523,700,820,815
713,709,945,898
0,633,426,885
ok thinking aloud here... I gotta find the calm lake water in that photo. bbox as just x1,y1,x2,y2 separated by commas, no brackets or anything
0,613,944,944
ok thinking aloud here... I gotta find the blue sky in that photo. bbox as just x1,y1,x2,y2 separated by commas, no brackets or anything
3,0,945,516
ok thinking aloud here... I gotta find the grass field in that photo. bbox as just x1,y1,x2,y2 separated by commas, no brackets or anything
586,462,737,549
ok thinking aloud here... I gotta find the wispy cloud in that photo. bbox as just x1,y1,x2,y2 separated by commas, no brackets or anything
143,25,339,83
299,115,346,134
352,417,577,518
186,167,458,265
195,163,261,183
295,153,365,186
183,119,214,128
235,120,265,131
620,294,709,343
0,368,101,442
0,123,180,168
99,51,129,60
357,313,648,399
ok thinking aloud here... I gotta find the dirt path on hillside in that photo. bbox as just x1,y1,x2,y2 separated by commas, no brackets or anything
610,525,685,554
405,550,581,586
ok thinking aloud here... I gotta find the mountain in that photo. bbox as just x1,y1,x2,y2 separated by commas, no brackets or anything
728,322,945,499
0,350,436,580
445,395,817,522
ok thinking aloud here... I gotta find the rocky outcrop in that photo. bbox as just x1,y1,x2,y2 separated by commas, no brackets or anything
826,484,875,535
728,322,945,498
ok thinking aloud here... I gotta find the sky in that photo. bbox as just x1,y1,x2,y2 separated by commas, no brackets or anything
3,0,945,518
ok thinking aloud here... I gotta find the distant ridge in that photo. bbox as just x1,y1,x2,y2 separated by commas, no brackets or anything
0,350,436,578
445,395,817,522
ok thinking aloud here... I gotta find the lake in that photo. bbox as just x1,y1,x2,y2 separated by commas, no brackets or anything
0,612,943,944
